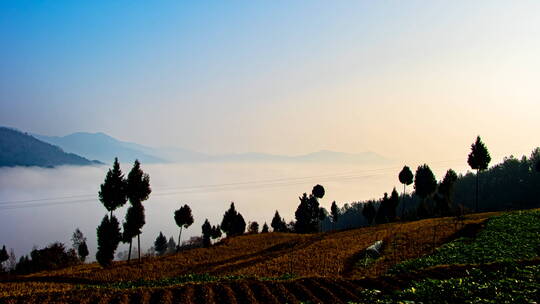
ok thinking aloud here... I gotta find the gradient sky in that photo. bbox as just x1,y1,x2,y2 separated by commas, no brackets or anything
1,1,539,163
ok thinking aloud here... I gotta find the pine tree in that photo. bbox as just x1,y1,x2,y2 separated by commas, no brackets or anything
294,185,324,233
414,164,437,218
174,204,194,250
271,210,287,232
398,166,414,218
467,136,491,212
375,193,390,224
248,222,259,234
435,169,458,216
221,202,246,237
166,237,176,254
122,201,145,262
154,232,168,256
261,222,269,233
330,201,339,230
98,158,127,218
362,201,376,225
96,215,121,267
202,219,212,247
0,245,8,271
125,160,151,262
210,225,222,241
78,241,89,262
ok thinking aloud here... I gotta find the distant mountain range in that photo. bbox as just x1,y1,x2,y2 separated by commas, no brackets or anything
0,127,101,168
33,131,391,165
0,126,391,167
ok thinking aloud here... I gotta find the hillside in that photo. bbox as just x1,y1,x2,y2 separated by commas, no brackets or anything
0,127,101,168
4,210,538,303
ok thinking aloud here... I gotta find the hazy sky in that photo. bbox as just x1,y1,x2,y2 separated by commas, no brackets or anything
1,1,539,162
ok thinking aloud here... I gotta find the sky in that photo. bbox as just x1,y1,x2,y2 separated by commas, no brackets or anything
1,1,540,163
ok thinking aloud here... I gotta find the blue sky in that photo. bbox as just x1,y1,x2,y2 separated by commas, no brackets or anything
1,1,539,162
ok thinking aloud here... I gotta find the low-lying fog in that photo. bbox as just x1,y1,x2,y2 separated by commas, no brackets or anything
0,161,468,261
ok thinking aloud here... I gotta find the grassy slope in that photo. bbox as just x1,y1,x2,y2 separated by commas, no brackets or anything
7,210,539,303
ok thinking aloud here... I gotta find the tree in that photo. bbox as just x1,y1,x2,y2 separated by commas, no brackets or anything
362,201,376,225
78,241,89,262
261,222,269,233
71,228,87,261
330,201,339,230
312,184,325,199
468,136,492,212
211,225,222,242
166,237,177,254
387,188,399,221
295,185,325,233
221,202,246,237
271,210,287,232
96,215,121,267
414,164,438,218
436,169,458,216
154,232,168,256
122,201,144,263
248,221,259,234
0,245,8,271
375,193,390,224
202,219,212,247
174,204,194,249
398,166,414,217
98,158,127,218
318,207,328,232
125,160,151,262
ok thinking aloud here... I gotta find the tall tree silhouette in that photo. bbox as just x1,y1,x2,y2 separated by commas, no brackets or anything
201,219,212,247
261,223,269,233
96,215,121,267
330,201,339,230
414,164,437,218
248,222,259,234
154,232,167,256
294,185,325,233
0,245,8,270
271,211,287,232
362,201,376,225
125,160,151,262
221,202,246,237
436,169,458,216
174,204,194,250
398,166,414,218
467,136,491,212
98,158,127,219
78,241,89,263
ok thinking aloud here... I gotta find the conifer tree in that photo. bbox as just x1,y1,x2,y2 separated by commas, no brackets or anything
248,222,259,234
0,245,8,271
125,160,151,262
166,237,176,254
330,201,339,230
467,136,491,212
210,225,222,241
78,241,89,262
174,204,194,248
154,232,167,256
261,222,269,233
414,164,437,218
96,215,121,267
202,219,212,247
294,185,325,233
271,210,287,232
362,201,376,225
221,202,246,237
98,158,127,218
436,169,458,216
398,166,414,217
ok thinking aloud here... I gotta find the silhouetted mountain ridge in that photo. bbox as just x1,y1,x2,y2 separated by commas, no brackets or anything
0,127,101,168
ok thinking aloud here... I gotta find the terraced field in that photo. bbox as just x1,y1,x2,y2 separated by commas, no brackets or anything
4,210,539,304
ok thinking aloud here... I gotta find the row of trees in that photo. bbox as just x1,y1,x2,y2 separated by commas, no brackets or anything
97,158,151,267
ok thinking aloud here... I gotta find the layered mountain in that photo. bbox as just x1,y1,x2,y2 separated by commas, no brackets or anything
0,127,100,168
34,131,391,165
